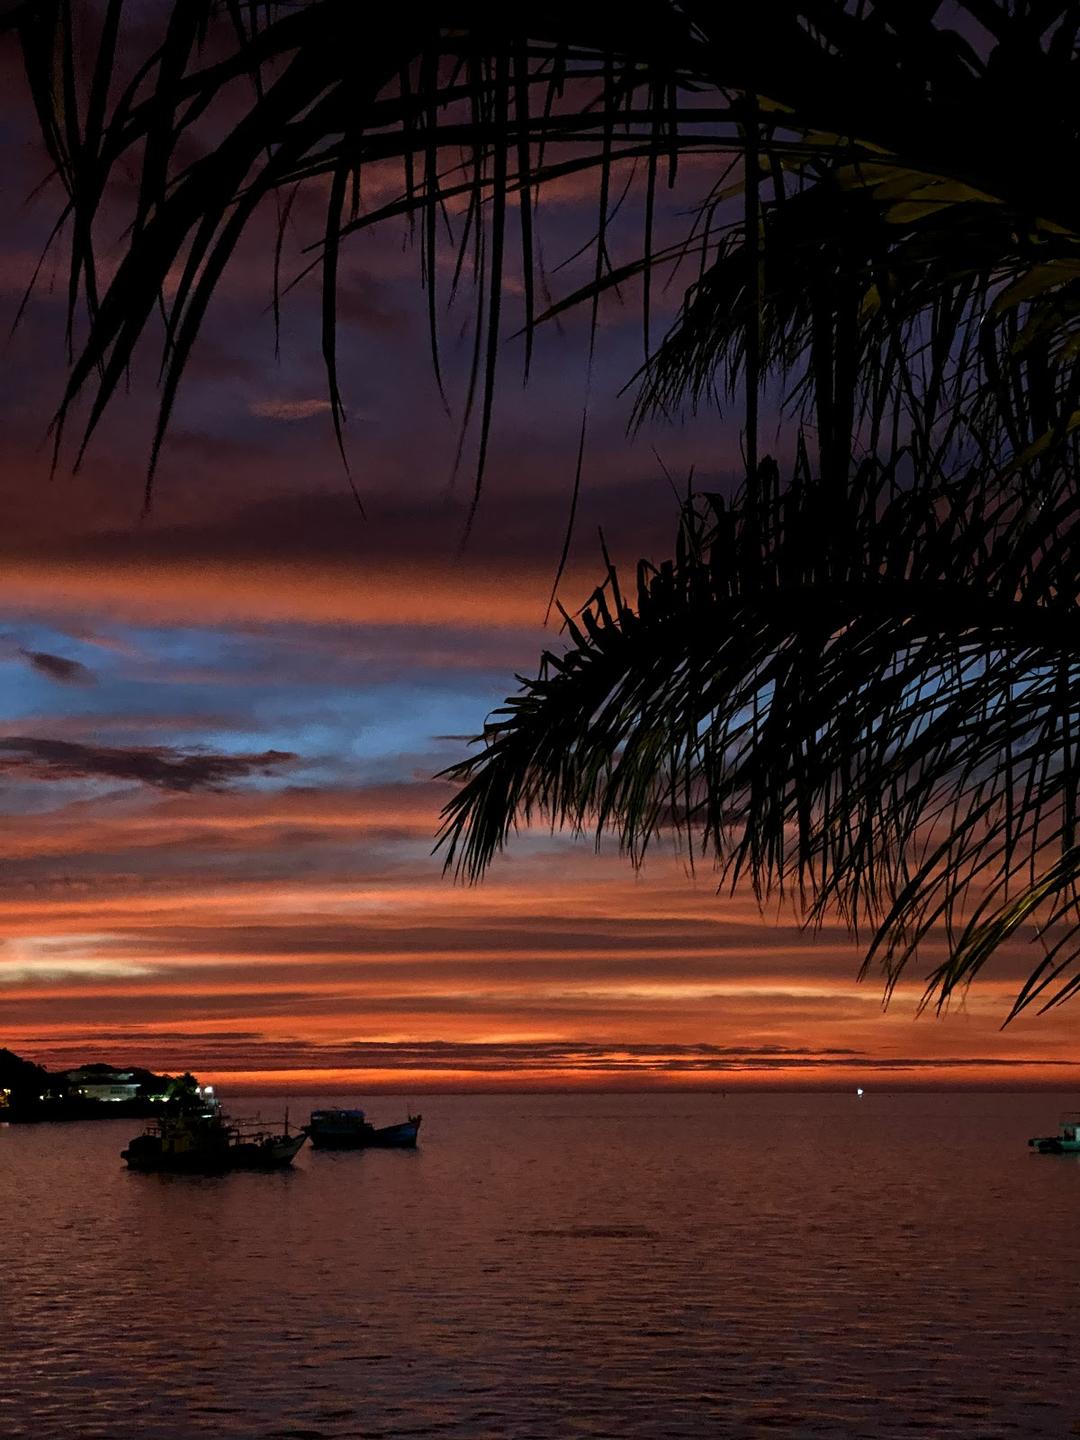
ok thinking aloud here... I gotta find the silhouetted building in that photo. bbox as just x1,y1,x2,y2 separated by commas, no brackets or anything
65,1066,141,1102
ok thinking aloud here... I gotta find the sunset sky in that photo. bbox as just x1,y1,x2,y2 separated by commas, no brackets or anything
0,34,1075,1094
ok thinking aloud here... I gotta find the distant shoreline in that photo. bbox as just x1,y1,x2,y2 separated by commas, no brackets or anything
4,1096,183,1124
1,1046,204,1123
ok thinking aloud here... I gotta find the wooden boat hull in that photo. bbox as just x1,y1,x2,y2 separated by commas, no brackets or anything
122,1116,307,1173
122,1143,229,1174
230,1132,307,1168
122,1130,231,1173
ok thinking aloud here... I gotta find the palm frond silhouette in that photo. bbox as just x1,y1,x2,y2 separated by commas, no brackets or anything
11,0,1080,1010
439,458,1080,1016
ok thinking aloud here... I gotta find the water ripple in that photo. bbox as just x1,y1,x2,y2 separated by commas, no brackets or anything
2,1092,1079,1437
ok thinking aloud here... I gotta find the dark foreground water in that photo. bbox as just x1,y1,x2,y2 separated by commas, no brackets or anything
2,1091,1079,1439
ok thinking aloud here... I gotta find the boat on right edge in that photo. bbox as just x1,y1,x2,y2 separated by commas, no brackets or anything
1028,1112,1080,1154
305,1106,421,1150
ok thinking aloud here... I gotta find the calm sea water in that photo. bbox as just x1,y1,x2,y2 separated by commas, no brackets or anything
2,1091,1079,1439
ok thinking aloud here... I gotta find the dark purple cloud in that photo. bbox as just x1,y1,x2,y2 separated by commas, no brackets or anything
0,736,296,791
19,648,94,684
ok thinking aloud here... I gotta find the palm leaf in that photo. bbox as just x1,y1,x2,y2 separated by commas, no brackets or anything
14,1,1080,1009
14,1,1080,497
437,455,1080,1016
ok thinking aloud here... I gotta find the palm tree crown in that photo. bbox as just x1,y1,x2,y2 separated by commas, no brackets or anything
9,0,1080,1012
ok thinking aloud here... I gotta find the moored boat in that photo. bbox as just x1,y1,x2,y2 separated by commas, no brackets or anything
306,1107,421,1150
122,1094,306,1172
1028,1112,1080,1154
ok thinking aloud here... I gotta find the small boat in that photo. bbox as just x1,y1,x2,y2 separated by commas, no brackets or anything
305,1107,421,1150
1028,1112,1080,1154
122,1094,306,1173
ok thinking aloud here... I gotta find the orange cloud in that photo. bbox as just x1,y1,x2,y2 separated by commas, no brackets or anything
2,772,1074,1091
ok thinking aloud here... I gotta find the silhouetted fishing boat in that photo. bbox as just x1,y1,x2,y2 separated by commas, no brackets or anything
1028,1112,1080,1154
306,1107,421,1150
122,1095,306,1172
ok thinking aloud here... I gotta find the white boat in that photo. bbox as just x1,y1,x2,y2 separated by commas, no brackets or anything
1028,1113,1080,1154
